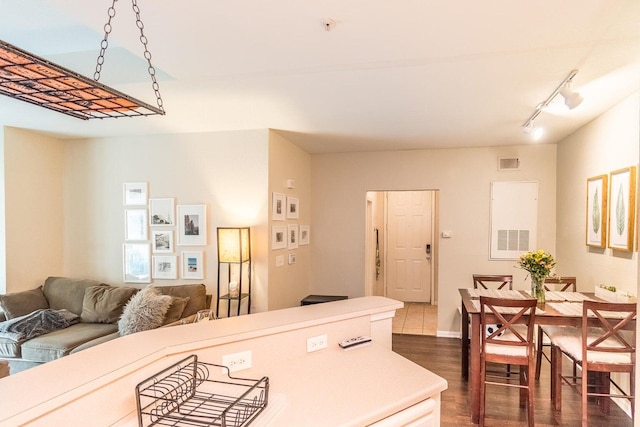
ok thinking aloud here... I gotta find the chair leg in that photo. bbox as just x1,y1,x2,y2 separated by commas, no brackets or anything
551,344,562,410
581,365,588,426
600,372,611,414
526,364,535,427
535,327,543,380
519,368,526,406
479,359,486,427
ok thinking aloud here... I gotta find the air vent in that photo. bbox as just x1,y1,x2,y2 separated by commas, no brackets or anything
498,157,520,171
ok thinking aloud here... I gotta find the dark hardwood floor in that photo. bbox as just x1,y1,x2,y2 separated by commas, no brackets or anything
392,334,633,426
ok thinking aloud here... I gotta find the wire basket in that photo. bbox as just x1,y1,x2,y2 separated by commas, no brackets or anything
135,354,269,427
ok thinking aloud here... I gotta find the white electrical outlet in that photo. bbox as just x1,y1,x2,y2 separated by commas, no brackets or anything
222,350,252,373
307,334,328,353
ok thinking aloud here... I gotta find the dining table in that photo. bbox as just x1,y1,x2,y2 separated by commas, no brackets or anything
459,287,624,424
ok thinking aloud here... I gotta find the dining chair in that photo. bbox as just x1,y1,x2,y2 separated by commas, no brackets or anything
535,276,577,380
473,274,513,290
479,296,537,427
549,300,636,425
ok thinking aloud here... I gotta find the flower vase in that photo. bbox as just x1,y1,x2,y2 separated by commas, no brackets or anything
531,275,546,306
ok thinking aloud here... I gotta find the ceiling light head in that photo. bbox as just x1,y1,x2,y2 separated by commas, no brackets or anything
532,127,544,141
559,84,583,109
522,121,534,134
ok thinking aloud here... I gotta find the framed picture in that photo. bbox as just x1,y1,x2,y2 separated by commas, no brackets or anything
272,192,286,221
286,197,299,219
299,225,310,245
608,166,636,251
288,224,299,249
271,225,287,250
181,251,204,279
124,209,148,241
177,205,207,246
123,243,151,283
149,198,175,226
152,255,178,279
586,174,607,248
151,230,174,253
123,182,148,206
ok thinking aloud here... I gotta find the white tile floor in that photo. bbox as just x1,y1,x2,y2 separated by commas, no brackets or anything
392,302,437,336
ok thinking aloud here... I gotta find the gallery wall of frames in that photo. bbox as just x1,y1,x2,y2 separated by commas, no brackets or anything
271,192,310,265
122,182,207,284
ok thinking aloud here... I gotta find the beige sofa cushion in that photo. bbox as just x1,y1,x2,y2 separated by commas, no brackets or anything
0,336,23,358
43,277,106,315
21,323,118,362
163,296,190,324
0,287,49,320
156,284,208,317
80,286,137,324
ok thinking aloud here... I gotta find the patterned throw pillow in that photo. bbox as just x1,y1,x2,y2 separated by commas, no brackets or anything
118,286,172,336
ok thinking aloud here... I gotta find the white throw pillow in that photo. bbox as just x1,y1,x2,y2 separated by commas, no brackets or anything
118,286,172,336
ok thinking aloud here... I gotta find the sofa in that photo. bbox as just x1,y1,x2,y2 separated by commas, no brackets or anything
0,277,211,374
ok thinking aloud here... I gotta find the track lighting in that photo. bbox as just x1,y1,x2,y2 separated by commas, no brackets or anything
521,69,583,139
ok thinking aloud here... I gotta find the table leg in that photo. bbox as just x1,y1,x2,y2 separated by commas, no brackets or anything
470,312,480,424
461,302,469,379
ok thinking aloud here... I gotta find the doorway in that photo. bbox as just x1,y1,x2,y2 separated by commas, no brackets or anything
365,190,439,335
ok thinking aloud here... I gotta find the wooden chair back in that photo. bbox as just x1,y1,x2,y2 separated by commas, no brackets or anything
473,274,513,290
479,296,537,363
582,300,636,368
544,276,577,292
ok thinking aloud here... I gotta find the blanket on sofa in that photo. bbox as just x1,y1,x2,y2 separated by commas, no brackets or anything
0,309,80,342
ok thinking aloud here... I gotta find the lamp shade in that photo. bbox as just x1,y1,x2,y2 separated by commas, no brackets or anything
217,227,250,263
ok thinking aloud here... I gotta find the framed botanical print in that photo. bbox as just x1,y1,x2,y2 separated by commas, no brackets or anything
608,166,636,251
586,174,607,248
177,205,207,246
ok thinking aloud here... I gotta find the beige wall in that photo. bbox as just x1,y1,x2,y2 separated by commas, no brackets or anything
3,127,64,293
267,131,312,309
61,130,271,313
310,145,557,334
556,93,639,293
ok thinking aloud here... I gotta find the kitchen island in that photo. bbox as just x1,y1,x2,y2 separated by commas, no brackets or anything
0,296,447,426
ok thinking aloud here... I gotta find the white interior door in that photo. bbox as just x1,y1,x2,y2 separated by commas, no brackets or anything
386,191,432,302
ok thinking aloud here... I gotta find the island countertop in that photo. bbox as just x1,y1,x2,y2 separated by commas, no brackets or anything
0,296,447,426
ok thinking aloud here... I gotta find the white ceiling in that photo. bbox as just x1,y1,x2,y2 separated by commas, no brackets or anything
0,0,638,154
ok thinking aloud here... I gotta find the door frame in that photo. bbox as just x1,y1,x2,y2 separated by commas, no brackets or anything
365,190,438,305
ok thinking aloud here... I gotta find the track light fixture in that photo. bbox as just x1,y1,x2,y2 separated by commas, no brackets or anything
522,69,583,138
559,84,583,109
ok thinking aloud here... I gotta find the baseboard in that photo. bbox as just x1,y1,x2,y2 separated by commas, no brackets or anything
436,330,461,338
